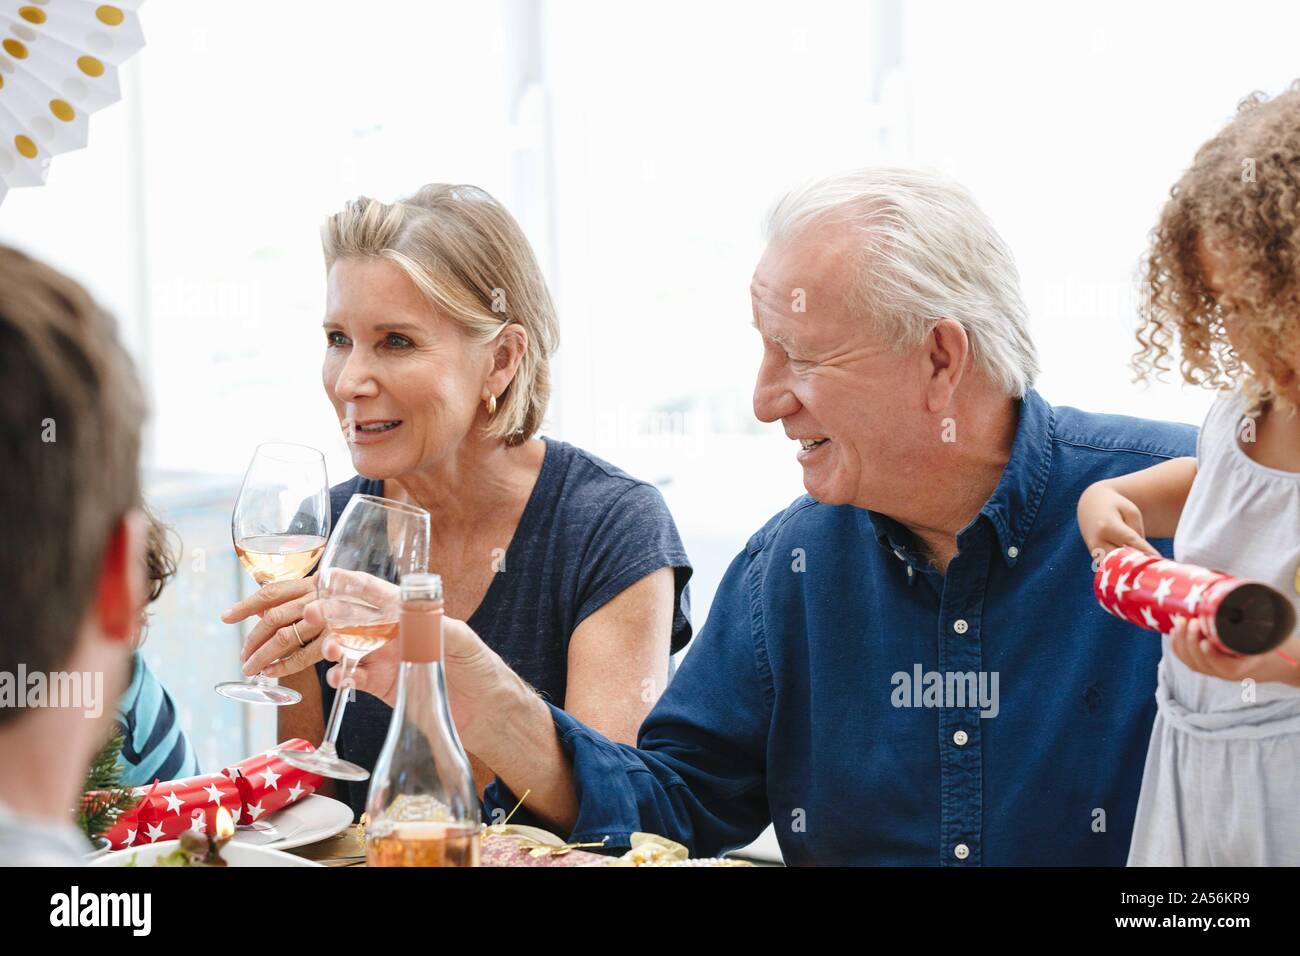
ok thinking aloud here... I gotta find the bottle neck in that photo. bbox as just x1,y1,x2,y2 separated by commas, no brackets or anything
393,597,453,732
393,658,450,721
399,598,443,663
394,599,452,729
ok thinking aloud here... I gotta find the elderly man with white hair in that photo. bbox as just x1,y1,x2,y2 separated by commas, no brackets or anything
323,167,1196,865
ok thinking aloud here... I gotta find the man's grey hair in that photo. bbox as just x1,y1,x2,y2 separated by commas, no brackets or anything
764,166,1039,398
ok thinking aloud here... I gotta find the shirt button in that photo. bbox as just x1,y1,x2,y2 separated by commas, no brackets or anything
954,843,970,860
953,730,969,746
1007,546,1019,559
953,619,969,634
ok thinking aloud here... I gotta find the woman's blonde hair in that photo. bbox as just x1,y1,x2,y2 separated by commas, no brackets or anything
322,184,559,445
1134,83,1300,414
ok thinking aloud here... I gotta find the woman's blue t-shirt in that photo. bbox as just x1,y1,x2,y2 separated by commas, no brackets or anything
314,437,693,818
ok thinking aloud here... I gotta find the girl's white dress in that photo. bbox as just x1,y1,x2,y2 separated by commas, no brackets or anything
1128,388,1300,866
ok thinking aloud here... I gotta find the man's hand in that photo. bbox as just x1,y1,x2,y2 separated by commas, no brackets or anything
317,610,518,754
1170,616,1300,687
318,597,580,831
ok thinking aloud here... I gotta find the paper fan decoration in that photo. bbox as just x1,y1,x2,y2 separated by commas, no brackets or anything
0,1,145,205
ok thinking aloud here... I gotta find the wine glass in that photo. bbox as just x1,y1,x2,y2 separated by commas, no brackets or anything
276,494,429,780
215,442,330,705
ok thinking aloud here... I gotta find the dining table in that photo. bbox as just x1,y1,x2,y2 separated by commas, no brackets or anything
286,823,617,867
284,824,761,867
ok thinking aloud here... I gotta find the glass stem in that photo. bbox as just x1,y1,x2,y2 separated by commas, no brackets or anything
320,655,360,756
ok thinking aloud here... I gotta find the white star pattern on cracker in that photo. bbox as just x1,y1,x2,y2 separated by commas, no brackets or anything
1185,582,1207,612
259,765,281,790
287,782,304,802
247,801,265,821
145,822,166,842
163,790,185,815
204,782,225,804
1153,577,1174,606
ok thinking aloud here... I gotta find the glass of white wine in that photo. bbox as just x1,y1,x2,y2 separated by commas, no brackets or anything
215,442,330,705
276,494,429,780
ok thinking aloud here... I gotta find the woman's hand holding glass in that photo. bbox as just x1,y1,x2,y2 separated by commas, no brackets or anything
222,576,328,678
216,441,330,705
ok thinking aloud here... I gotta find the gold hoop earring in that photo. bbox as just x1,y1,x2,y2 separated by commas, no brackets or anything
486,393,497,416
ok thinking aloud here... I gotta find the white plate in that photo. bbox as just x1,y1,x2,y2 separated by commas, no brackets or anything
232,794,355,850
89,840,321,867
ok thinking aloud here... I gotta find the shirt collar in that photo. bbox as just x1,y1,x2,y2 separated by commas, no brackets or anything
0,797,94,864
867,387,1055,570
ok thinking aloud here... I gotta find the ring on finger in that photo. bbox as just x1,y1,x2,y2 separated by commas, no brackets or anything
292,620,309,648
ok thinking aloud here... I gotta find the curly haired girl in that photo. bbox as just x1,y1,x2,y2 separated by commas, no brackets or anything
1077,84,1300,865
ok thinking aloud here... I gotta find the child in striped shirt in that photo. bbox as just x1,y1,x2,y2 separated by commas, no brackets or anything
113,507,200,786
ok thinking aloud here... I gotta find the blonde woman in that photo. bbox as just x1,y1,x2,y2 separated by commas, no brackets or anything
224,185,692,818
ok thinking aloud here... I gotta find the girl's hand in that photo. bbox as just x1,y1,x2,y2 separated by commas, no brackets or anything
1077,482,1161,561
1169,616,1300,687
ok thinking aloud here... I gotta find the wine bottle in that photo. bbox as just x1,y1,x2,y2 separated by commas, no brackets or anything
364,573,481,866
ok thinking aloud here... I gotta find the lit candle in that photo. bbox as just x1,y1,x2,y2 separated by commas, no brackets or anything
214,806,235,849
178,805,236,866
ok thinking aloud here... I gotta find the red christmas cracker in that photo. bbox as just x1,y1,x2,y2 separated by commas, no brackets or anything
95,738,325,848
99,773,241,849
223,737,323,824
1094,547,1295,656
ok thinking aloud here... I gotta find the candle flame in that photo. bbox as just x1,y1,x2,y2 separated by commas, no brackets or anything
215,806,235,839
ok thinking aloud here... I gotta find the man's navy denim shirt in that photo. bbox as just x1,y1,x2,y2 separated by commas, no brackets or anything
484,389,1197,865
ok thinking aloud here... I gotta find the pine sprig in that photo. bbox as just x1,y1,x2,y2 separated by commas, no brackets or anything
77,729,140,841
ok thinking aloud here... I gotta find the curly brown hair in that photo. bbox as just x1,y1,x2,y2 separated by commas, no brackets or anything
1133,82,1300,415
133,505,179,650
143,505,179,604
